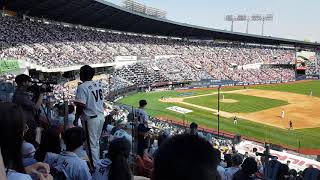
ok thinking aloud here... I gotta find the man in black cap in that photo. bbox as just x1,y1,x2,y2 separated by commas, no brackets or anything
12,74,44,145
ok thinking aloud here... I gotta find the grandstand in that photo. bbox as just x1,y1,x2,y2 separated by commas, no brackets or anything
1,0,320,179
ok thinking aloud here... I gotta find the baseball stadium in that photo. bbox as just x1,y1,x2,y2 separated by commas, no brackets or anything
1,0,320,178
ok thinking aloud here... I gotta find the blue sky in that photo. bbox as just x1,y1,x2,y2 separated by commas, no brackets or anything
108,0,320,42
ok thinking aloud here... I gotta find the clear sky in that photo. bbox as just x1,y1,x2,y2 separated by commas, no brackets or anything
107,0,320,42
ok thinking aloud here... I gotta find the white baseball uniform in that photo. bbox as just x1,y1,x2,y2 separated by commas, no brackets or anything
281,111,285,119
75,80,105,165
45,151,91,180
92,158,111,180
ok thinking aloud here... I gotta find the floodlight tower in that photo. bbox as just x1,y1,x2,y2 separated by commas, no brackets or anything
225,14,273,35
251,14,273,36
225,15,235,32
225,14,249,33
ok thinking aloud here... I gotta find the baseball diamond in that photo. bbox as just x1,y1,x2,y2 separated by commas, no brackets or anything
119,80,320,149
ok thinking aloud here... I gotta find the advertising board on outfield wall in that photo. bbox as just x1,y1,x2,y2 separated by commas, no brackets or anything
237,141,320,171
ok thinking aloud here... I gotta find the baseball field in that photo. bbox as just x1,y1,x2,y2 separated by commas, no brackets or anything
119,80,320,151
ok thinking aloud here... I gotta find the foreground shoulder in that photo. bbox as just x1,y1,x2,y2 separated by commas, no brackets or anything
7,171,32,180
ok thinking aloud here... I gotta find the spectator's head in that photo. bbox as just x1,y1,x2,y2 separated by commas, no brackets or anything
80,65,95,82
63,127,86,152
213,148,222,164
277,163,289,180
253,147,258,153
231,153,243,167
157,133,168,147
224,153,232,168
68,104,75,114
139,99,147,108
108,138,132,180
0,102,26,173
302,167,320,180
189,122,198,135
15,74,32,88
22,141,36,158
241,157,258,176
288,169,297,178
153,134,221,180
244,152,249,157
34,126,61,162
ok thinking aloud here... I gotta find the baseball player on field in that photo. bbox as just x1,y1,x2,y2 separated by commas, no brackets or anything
74,65,105,166
281,110,285,119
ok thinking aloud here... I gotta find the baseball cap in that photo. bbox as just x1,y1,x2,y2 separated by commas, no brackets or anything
15,74,31,86
22,142,36,158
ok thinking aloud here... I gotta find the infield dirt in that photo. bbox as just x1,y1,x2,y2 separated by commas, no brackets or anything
160,89,320,129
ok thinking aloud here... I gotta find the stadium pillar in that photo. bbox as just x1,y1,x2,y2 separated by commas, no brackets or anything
246,19,249,34
261,20,265,36
63,92,68,131
231,21,234,32
217,85,221,138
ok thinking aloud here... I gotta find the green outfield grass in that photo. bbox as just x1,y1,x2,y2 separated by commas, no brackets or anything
118,80,320,149
252,80,320,97
184,93,288,113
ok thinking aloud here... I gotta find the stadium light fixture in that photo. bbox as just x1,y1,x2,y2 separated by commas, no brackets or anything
225,14,273,35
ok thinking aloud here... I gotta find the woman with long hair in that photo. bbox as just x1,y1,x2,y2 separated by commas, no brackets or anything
93,138,132,180
0,102,52,180
34,127,61,162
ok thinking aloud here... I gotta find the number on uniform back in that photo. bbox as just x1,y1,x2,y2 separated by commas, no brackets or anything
91,89,103,102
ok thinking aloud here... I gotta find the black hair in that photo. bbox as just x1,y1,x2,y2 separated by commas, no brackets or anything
277,163,289,180
190,122,198,129
0,102,26,173
224,153,232,168
80,65,95,81
34,126,61,162
157,133,168,147
213,148,222,163
15,74,31,86
153,134,221,180
241,157,258,175
231,153,243,166
63,127,86,151
108,138,132,180
289,169,297,178
302,167,320,180
189,122,198,135
68,104,75,114
139,99,147,107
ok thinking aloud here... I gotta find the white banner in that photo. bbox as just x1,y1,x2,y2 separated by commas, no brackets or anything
166,106,193,114
115,56,137,62
236,141,320,171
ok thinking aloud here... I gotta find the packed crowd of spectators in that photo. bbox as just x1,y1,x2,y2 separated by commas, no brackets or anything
1,14,320,180
1,72,320,180
1,15,300,84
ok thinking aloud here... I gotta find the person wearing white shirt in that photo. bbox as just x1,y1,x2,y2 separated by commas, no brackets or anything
74,65,105,166
93,138,132,180
45,127,91,180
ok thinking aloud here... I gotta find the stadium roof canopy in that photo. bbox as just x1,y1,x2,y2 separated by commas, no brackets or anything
4,0,320,49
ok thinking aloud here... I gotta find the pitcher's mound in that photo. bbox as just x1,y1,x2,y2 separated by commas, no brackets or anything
221,99,238,103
